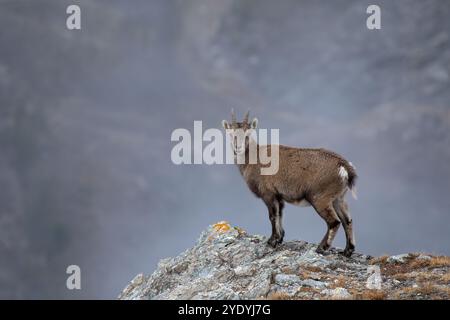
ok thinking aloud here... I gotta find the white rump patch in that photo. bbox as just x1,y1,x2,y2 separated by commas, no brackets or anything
292,199,311,207
338,166,348,180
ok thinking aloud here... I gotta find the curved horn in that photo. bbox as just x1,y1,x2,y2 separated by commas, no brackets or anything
231,108,237,125
243,110,250,124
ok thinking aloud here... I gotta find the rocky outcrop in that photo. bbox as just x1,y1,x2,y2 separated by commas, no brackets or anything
119,222,450,300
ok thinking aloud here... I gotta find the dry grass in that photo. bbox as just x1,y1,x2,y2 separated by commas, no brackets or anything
416,270,450,283
392,283,450,300
298,265,325,280
409,259,431,269
406,256,450,270
393,270,441,282
265,292,292,300
392,273,410,281
328,275,347,289
350,289,387,300
266,254,450,300
369,255,389,265
265,287,321,300
440,272,450,282
381,262,415,276
295,286,322,300
428,256,450,267
297,286,320,293
372,254,450,271
393,284,449,299
378,254,450,299
381,256,429,276
414,284,435,296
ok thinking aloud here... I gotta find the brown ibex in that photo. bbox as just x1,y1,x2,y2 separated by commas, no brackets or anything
222,110,357,257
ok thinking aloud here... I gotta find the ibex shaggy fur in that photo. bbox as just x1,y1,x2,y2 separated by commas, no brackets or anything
222,110,357,257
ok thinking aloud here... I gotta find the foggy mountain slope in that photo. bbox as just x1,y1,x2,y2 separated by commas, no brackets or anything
0,0,449,299
208,0,450,115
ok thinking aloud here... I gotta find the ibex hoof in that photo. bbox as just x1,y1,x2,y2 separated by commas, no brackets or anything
342,247,355,258
315,246,330,256
267,236,283,248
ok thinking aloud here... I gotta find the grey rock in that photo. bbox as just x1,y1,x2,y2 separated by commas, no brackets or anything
274,274,301,286
417,254,432,261
387,253,410,263
299,279,327,289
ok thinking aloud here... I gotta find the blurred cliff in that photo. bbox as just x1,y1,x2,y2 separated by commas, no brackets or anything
0,0,449,298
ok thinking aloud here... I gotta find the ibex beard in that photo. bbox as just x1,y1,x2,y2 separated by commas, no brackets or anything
223,110,357,257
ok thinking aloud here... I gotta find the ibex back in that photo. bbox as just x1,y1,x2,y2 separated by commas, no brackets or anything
222,110,357,257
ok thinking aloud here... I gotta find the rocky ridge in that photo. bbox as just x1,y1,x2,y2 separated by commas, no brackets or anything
119,222,450,300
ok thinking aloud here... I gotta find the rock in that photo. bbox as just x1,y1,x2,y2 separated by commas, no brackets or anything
387,254,410,263
119,273,145,298
274,274,301,286
417,254,432,261
299,279,327,289
119,222,450,300
233,265,255,277
131,273,144,285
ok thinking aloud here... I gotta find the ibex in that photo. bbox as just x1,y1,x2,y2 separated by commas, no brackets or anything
222,110,357,257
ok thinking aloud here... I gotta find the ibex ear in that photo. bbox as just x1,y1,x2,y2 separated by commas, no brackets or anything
222,120,230,129
250,118,258,129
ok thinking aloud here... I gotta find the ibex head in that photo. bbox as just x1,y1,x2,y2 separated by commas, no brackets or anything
222,109,258,155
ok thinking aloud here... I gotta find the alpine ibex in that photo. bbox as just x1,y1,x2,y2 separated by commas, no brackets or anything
222,110,357,257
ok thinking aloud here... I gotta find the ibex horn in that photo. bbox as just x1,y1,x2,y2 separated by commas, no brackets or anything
231,108,237,125
243,110,250,124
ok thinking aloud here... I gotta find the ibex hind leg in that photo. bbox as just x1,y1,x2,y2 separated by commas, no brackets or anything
312,201,341,255
333,197,355,257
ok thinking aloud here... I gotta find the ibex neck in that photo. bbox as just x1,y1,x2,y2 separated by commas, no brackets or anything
236,142,260,175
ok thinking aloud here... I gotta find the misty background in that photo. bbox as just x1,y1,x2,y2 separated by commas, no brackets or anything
0,0,449,299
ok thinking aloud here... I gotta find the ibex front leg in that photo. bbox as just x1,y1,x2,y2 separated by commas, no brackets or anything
265,197,284,248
